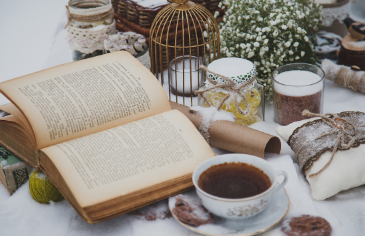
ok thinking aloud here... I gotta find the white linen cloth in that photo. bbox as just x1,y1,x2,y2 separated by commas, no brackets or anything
0,1,365,235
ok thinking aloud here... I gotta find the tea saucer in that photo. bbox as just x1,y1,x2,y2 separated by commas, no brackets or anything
168,188,289,236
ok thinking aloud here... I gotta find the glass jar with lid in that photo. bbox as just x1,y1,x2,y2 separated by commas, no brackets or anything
197,58,265,126
65,0,116,61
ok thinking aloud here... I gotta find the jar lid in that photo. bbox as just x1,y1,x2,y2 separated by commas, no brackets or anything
206,58,256,84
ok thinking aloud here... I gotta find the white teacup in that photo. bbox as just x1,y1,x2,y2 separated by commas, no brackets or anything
192,154,288,220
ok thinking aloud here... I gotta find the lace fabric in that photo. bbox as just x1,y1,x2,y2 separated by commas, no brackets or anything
66,22,116,54
65,1,116,54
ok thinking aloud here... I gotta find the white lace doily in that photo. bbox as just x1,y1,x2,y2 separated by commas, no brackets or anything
65,1,116,54
66,22,116,54
321,1,351,27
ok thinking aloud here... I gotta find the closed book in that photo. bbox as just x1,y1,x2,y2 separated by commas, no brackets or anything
0,145,32,195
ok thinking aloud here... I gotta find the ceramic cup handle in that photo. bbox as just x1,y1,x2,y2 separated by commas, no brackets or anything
272,170,288,194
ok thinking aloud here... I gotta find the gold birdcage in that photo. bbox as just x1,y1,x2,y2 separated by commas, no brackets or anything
150,0,220,106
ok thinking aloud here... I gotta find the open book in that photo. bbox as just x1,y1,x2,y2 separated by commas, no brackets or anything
0,52,215,223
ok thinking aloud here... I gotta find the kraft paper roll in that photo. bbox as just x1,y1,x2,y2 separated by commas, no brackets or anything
170,102,281,158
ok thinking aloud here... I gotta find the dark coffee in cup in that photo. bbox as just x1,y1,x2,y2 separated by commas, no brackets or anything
198,162,271,199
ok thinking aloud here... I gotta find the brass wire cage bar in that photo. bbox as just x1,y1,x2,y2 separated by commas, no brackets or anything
149,0,220,106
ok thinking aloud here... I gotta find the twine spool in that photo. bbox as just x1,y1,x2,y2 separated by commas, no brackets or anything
29,170,64,204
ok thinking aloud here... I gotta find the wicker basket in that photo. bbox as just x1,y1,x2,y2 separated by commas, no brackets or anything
112,0,223,28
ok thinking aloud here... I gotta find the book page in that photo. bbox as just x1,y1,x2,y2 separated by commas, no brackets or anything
41,110,215,207
0,52,170,150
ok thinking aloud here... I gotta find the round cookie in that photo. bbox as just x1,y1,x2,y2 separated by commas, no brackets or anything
172,194,214,227
281,215,332,236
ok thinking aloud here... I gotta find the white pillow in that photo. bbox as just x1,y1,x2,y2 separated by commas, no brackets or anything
276,119,365,201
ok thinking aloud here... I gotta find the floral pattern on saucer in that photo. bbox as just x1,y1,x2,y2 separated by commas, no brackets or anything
226,199,268,218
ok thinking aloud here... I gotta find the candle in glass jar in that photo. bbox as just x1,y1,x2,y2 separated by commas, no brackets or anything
170,56,203,96
273,67,324,126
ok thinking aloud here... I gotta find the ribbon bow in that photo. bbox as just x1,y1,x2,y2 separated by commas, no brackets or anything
299,110,359,178
195,65,256,116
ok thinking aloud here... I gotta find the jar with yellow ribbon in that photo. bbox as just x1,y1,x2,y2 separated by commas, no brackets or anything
196,58,265,126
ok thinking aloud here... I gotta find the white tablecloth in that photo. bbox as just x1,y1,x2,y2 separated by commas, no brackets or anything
1,1,365,235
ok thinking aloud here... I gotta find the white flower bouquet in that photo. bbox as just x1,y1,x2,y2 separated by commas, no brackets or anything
217,0,322,101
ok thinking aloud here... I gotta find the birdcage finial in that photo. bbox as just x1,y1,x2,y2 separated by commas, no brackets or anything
167,0,189,5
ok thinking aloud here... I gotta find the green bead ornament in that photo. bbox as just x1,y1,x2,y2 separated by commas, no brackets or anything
29,170,64,204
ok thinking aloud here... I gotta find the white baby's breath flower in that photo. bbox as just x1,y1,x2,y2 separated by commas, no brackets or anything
219,0,321,101
270,20,277,26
